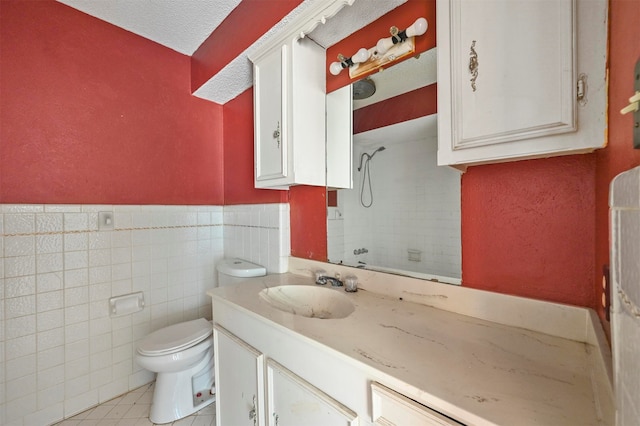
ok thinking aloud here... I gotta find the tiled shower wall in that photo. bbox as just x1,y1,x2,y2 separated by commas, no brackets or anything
0,203,290,426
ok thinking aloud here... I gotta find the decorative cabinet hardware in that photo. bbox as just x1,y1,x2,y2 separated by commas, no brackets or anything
249,395,257,426
577,73,588,106
273,413,279,426
469,40,478,92
272,122,281,148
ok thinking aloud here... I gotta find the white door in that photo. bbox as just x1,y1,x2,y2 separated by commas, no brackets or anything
266,359,358,426
214,325,265,426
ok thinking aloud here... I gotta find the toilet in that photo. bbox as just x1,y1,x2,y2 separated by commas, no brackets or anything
135,258,266,424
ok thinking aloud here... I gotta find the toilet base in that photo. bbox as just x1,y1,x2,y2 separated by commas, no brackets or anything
149,346,215,424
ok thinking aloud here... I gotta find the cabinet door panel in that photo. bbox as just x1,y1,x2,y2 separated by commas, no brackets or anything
214,325,265,426
452,0,575,147
255,45,286,181
266,359,358,426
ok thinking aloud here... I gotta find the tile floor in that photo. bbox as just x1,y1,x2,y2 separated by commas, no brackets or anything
53,383,216,426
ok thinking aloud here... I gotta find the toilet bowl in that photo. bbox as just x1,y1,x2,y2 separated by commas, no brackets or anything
136,258,266,424
135,318,215,424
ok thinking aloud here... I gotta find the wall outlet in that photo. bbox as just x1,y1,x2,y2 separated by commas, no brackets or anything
98,211,114,230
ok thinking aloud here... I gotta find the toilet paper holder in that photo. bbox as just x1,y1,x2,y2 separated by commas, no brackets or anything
109,291,145,317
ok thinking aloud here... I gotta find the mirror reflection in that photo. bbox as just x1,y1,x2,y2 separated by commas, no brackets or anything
326,49,462,283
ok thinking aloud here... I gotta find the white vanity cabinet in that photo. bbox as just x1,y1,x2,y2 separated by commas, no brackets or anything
437,0,608,167
214,324,359,426
251,35,326,189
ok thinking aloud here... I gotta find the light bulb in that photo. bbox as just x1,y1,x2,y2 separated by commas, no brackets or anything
376,37,394,55
351,48,370,64
329,61,344,76
406,17,428,37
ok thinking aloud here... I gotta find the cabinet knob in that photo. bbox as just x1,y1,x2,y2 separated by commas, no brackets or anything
273,121,281,148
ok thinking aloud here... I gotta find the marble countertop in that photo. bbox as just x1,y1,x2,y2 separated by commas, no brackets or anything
209,271,609,425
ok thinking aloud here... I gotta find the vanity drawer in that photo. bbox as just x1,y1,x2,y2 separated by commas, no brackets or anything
371,382,463,425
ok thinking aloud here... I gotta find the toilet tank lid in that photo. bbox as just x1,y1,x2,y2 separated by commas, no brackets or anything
138,318,212,355
217,258,266,277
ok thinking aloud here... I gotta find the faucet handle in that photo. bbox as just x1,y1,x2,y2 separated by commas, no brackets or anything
314,269,327,284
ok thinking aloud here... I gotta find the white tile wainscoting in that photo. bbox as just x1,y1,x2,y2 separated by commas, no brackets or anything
0,203,290,426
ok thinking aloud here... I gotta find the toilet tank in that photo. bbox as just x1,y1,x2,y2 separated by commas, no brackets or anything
216,258,266,287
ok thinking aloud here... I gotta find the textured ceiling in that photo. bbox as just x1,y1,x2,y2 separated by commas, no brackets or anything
55,0,430,105
57,0,242,55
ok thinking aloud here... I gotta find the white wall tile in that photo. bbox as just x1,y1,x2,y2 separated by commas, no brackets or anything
4,213,35,234
36,326,64,350
1,203,277,424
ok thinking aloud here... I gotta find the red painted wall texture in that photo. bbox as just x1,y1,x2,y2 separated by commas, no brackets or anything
0,0,224,205
461,155,597,307
353,84,437,134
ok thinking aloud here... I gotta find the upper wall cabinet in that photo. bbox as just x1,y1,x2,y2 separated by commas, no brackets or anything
437,0,608,167
252,37,325,189
249,0,356,189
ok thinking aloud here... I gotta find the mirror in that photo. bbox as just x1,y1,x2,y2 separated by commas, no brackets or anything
326,49,462,284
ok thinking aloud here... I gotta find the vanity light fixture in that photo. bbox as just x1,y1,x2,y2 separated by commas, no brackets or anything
376,17,428,55
329,47,371,76
330,16,429,80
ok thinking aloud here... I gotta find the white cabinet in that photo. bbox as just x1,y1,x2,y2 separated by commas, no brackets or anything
371,382,461,426
251,36,326,189
437,0,608,167
267,359,358,426
326,84,353,190
214,324,359,426
249,0,356,189
214,325,265,426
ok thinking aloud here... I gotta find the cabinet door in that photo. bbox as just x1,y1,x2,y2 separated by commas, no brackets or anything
326,84,353,189
454,0,575,145
214,325,265,426
254,45,287,182
437,0,607,167
371,382,461,426
266,359,358,426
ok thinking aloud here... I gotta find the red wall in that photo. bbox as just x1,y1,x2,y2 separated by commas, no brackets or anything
0,0,224,205
354,84,437,134
462,155,596,306
594,0,640,332
290,185,327,261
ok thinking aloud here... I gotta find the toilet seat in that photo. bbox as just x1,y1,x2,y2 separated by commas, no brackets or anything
138,318,212,356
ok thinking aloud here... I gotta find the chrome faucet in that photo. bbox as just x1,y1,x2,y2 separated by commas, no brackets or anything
315,275,344,287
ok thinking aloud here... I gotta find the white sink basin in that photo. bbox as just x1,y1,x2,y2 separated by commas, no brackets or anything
258,285,355,319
